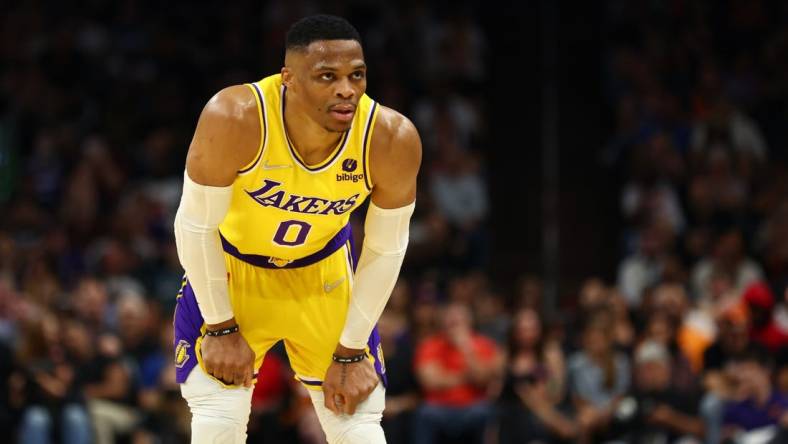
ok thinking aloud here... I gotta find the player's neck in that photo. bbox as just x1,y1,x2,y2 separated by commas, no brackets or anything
284,98,343,164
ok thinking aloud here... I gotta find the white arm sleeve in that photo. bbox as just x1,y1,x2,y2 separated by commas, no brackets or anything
339,201,415,349
173,170,235,324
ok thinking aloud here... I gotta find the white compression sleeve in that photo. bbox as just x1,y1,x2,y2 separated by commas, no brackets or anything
339,201,415,350
173,170,234,325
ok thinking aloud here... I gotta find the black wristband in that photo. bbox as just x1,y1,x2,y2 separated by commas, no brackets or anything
332,352,367,364
205,325,239,337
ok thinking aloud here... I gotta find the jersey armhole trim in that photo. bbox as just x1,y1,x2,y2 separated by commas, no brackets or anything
238,82,268,174
361,101,379,191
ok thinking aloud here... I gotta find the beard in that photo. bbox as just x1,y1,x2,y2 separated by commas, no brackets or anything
323,120,352,133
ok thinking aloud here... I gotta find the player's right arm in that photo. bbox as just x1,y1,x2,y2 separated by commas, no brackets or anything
174,84,260,387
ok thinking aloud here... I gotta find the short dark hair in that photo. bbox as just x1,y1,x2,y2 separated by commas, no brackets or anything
285,15,361,51
731,347,773,371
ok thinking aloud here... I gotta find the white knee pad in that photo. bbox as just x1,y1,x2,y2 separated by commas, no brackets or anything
307,383,387,444
180,367,253,444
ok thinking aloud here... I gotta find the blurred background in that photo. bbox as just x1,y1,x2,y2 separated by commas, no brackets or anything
1,0,788,443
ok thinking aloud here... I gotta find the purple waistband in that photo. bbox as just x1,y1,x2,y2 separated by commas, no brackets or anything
219,223,351,269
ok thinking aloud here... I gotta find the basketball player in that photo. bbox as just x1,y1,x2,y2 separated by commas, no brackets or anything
172,14,420,444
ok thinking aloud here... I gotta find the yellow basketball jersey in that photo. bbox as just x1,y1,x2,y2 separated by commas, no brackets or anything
218,74,378,262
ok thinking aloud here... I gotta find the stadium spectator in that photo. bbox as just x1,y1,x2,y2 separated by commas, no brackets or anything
690,226,764,301
16,312,92,444
497,308,576,443
650,283,715,374
613,340,704,443
66,315,140,444
700,303,767,444
722,350,788,441
742,281,788,353
413,302,502,444
568,308,630,441
641,310,699,393
617,220,674,307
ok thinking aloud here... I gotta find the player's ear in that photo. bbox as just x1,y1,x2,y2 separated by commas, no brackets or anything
281,67,294,89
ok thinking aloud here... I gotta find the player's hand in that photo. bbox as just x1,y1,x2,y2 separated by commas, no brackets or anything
201,318,255,387
323,345,378,415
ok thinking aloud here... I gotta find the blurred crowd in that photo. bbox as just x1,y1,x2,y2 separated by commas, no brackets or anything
592,1,788,443
2,0,788,444
0,0,490,443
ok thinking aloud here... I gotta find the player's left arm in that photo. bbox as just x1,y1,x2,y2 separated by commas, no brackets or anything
364,106,422,208
337,106,421,352
323,107,421,415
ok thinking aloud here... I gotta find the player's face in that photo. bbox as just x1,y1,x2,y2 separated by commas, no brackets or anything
284,40,367,132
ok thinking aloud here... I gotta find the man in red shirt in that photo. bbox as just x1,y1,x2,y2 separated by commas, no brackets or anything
743,282,788,352
413,302,503,443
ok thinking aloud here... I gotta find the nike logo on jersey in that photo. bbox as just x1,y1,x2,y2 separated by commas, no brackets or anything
262,160,292,170
324,277,346,293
